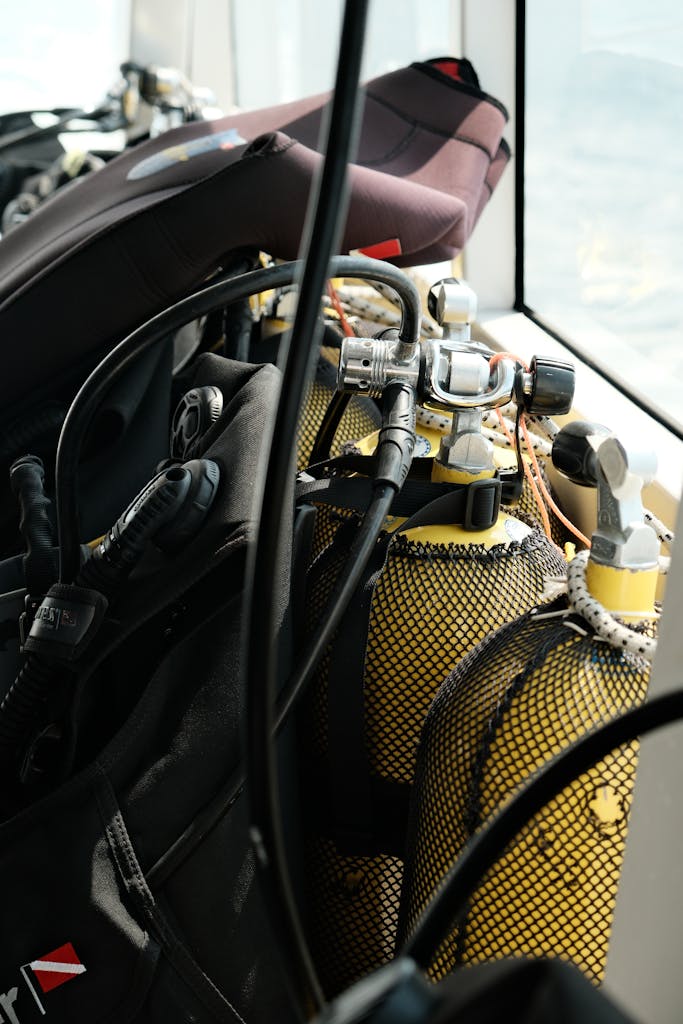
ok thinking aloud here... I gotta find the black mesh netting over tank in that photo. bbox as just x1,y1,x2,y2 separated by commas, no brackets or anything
299,511,568,998
398,603,657,985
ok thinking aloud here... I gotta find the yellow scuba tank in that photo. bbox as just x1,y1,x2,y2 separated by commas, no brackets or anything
299,280,575,997
399,425,666,985
374,409,572,547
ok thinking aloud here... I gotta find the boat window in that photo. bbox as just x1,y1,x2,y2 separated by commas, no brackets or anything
0,0,131,114
522,0,683,437
230,0,455,109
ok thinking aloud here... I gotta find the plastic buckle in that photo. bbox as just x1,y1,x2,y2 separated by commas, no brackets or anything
464,477,502,531
19,593,40,651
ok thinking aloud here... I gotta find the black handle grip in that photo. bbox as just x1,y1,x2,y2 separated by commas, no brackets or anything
9,455,58,600
374,382,417,490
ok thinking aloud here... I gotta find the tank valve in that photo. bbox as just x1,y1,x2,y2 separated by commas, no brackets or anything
592,437,659,570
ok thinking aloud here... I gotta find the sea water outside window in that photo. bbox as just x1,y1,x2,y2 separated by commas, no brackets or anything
524,0,683,435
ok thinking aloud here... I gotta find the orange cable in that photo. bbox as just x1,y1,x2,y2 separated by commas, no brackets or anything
520,417,591,549
489,350,530,371
495,407,553,541
489,352,587,549
327,280,356,338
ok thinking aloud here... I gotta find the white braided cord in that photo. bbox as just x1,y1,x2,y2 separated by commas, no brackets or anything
414,407,552,459
644,509,675,546
566,550,657,662
528,414,559,441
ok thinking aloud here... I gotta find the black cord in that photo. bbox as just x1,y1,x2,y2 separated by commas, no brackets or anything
55,254,420,583
403,688,683,969
275,483,394,730
243,1,371,1013
309,391,352,465
514,405,524,485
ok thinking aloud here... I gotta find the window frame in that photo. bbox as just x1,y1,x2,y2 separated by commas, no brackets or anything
129,0,682,505
462,0,683,510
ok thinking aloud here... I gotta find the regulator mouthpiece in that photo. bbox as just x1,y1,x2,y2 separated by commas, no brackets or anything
94,458,220,585
170,386,223,460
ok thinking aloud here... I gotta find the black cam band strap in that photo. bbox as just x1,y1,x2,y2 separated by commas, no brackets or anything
296,475,501,531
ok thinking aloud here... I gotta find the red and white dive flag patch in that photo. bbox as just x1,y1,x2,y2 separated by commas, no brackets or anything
28,943,86,994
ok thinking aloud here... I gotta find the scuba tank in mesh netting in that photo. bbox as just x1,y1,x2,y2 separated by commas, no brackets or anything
299,499,567,996
399,427,671,986
300,506,567,995
353,409,571,549
296,281,577,997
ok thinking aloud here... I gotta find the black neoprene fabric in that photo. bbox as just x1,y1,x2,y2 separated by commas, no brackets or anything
0,336,173,564
0,355,295,1023
428,958,635,1023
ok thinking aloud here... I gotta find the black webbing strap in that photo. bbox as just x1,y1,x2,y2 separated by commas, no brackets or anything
296,474,501,531
306,453,434,480
322,478,500,854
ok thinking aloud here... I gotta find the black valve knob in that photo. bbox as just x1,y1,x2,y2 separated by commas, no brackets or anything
551,421,612,487
516,356,575,416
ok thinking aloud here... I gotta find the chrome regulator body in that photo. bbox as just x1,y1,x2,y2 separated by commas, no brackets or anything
338,278,574,477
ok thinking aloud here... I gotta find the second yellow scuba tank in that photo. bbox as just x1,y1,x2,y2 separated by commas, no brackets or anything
354,411,570,548
398,425,668,985
298,279,575,997
251,293,383,471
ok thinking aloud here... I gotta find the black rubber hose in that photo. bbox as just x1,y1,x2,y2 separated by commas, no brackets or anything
0,657,54,759
0,462,217,769
0,107,104,153
309,391,352,465
275,482,394,728
242,0,371,1013
56,255,420,584
403,689,683,969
